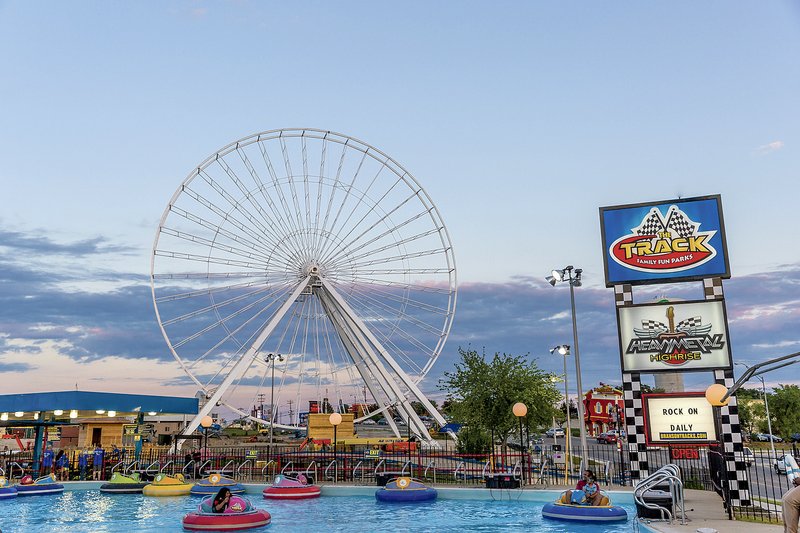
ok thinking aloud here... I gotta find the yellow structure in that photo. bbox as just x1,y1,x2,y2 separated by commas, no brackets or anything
77,418,130,447
307,413,355,441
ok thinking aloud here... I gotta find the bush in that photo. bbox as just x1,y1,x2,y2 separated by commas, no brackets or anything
456,425,490,455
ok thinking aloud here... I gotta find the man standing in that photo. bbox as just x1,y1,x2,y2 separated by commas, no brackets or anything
92,444,104,481
785,476,800,533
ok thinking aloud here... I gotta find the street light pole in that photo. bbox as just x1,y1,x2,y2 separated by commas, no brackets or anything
265,353,284,459
329,412,342,483
550,345,573,481
547,266,589,467
513,403,527,486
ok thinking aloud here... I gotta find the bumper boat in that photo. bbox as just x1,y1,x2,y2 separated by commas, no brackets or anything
191,473,245,496
182,495,271,531
262,474,321,500
15,474,64,496
100,472,149,494
375,477,437,503
143,473,194,497
0,476,17,499
541,491,627,522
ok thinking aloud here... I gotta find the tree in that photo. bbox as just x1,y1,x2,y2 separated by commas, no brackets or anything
769,384,800,437
439,347,561,452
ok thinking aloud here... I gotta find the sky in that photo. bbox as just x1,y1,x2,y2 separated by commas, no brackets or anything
0,2,798,417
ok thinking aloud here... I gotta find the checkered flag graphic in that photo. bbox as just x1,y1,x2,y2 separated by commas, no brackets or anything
676,316,702,329
641,319,667,331
666,208,698,238
635,209,665,236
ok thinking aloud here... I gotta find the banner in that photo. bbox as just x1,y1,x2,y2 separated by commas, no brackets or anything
644,394,717,445
599,195,730,286
617,299,732,373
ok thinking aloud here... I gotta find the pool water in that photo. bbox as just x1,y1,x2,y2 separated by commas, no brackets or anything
0,491,636,532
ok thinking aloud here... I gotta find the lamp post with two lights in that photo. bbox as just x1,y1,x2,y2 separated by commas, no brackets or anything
545,266,589,463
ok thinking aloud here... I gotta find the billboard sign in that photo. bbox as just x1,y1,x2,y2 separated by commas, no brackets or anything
617,299,732,373
644,393,717,445
599,195,730,286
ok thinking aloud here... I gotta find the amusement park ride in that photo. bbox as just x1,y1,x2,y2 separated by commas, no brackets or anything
150,129,457,445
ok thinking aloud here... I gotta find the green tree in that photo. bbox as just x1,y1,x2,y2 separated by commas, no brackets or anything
439,347,561,452
737,397,766,435
769,384,800,437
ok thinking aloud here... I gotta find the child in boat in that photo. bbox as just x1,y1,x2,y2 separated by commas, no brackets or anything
213,487,232,513
564,472,603,506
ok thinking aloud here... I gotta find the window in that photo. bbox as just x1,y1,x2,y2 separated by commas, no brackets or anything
164,426,171,432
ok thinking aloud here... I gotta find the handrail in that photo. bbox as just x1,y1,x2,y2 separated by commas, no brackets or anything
453,461,466,484
424,460,436,484
0,467,4,476
197,460,212,477
261,460,275,480
400,460,412,476
236,460,252,479
633,464,685,524
511,460,522,481
352,460,364,484
8,462,23,479
124,460,139,475
110,460,125,474
304,461,317,483
374,459,386,477
145,460,160,477
324,459,337,482
280,461,294,475
160,460,174,474
182,460,195,477
482,460,492,477
212,460,235,474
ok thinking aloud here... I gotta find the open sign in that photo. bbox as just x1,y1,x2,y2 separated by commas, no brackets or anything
671,447,700,460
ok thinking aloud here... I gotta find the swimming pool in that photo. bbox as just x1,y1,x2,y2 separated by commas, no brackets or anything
0,490,636,532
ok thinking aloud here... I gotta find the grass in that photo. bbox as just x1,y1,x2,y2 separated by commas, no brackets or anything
733,509,781,524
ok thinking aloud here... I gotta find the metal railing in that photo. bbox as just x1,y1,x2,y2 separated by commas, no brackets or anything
634,464,685,525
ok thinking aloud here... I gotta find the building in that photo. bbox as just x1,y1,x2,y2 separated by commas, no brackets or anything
583,384,624,436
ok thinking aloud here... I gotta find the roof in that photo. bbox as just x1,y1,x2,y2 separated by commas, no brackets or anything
0,390,198,418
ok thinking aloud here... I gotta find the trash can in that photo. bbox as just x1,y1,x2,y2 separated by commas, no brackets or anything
484,474,520,489
636,490,674,519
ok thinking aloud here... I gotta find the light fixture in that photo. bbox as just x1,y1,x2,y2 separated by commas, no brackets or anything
512,402,528,417
14,412,23,417
147,411,157,416
70,410,78,419
545,264,588,464
550,345,570,356
329,412,343,426
96,409,105,414
33,412,39,420
0,413,7,421
705,384,730,407
54,409,64,416
107,410,117,417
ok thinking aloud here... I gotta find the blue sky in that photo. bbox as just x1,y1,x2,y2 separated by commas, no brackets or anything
0,2,798,410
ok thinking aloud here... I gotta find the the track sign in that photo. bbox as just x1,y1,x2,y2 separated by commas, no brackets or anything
599,195,730,287
644,394,717,445
617,299,732,373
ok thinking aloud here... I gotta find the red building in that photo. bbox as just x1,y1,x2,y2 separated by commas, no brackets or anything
583,384,624,436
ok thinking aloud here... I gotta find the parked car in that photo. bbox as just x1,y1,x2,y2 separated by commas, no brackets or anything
596,433,609,444
790,433,800,443
545,428,565,438
360,419,376,425
754,433,784,443
376,418,389,425
741,446,754,467
602,430,626,444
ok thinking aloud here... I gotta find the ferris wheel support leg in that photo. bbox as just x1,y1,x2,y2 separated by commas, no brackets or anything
318,290,405,439
320,279,446,445
180,277,312,442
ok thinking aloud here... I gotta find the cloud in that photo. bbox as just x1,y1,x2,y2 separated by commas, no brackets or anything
0,229,133,256
755,140,785,155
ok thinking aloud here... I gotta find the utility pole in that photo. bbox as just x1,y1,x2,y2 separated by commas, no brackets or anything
287,400,294,426
257,393,266,419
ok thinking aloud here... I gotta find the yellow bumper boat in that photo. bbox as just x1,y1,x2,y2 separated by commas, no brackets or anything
142,473,194,497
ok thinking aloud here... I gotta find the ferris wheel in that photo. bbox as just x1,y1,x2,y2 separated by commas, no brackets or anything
150,129,457,442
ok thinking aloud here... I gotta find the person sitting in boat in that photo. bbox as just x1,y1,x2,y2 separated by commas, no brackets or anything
563,472,603,506
212,487,232,513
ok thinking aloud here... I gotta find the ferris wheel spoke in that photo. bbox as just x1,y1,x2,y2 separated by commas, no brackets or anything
159,226,277,265
349,284,447,315
328,275,454,295
346,286,442,338
342,248,448,271
316,142,349,255
278,136,310,256
257,141,306,252
311,137,328,256
348,267,450,276
176,186,288,259
327,226,441,270
154,249,269,271
160,282,288,327
322,207,433,267
316,149,369,261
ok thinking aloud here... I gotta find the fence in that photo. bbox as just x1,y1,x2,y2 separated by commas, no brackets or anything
1,440,796,524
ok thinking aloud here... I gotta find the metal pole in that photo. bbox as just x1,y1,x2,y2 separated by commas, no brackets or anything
568,271,589,467
563,354,572,482
269,354,275,458
760,376,777,459
333,424,338,483
519,416,526,486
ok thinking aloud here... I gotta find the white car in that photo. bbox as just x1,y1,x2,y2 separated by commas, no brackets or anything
775,455,789,475
360,419,376,425
545,428,566,438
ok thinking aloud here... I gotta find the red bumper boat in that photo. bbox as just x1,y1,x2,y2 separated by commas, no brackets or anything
262,474,321,500
182,495,271,531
